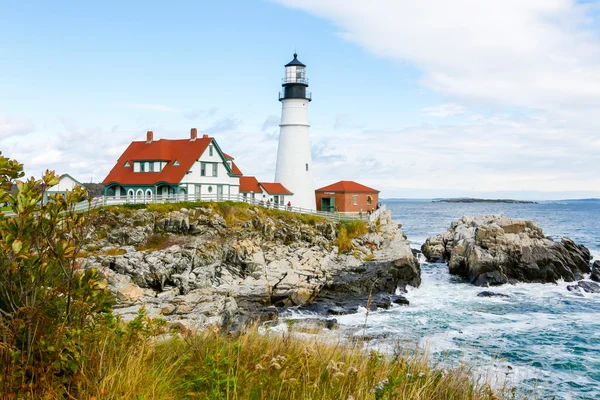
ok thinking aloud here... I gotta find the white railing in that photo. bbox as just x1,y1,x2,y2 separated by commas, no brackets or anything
369,204,387,222
2,193,387,224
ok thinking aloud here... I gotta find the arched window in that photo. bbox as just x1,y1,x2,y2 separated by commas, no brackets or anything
128,189,134,199
367,196,373,206
136,189,143,200
145,189,153,201
107,187,115,196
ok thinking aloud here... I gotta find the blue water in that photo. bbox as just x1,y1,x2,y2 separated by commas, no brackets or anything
340,199,600,399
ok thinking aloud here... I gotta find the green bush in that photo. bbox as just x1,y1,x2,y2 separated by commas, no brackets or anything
0,153,115,397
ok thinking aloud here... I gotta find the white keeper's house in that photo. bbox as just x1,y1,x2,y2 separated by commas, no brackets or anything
102,128,294,206
44,173,88,202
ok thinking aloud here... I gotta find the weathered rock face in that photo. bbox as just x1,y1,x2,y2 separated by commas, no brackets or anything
591,260,600,282
421,215,591,286
84,207,419,331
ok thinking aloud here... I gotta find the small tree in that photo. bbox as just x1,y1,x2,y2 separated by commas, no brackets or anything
0,153,113,396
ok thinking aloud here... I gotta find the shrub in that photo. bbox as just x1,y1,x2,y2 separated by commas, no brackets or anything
341,219,368,238
0,153,115,397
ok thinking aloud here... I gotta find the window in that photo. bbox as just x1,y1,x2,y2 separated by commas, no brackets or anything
201,163,206,176
209,145,213,156
173,160,180,166
195,184,201,195
306,163,309,171
367,196,372,206
149,162,154,172
208,186,213,193
353,195,358,206
124,161,131,168
140,162,145,172
212,163,218,177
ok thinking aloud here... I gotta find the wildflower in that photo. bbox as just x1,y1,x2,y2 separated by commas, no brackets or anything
333,371,345,380
347,397,355,400
418,371,425,378
406,373,412,377
347,366,359,375
269,358,282,370
255,364,264,371
370,378,389,393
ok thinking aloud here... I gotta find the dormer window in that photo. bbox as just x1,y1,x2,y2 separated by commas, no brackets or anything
173,160,180,166
209,145,214,157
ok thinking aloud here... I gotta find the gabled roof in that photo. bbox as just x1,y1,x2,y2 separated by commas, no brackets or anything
260,182,293,195
315,180,379,193
240,176,261,193
223,153,234,160
231,161,243,176
103,136,214,185
57,173,85,187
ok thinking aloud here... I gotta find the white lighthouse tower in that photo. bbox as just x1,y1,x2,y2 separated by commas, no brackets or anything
275,53,316,210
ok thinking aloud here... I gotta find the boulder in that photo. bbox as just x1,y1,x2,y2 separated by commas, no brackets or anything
477,291,510,298
576,280,600,293
591,260,600,282
422,215,591,286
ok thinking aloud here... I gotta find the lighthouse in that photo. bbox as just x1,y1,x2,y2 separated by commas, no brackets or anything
274,53,316,210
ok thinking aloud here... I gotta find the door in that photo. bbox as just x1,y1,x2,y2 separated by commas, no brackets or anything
217,185,223,200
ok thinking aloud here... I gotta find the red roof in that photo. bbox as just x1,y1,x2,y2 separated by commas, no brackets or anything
315,180,379,193
231,161,243,176
223,153,234,160
103,137,213,185
260,182,293,195
240,176,261,193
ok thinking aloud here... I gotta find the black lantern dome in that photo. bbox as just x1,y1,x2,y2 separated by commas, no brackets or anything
279,53,311,102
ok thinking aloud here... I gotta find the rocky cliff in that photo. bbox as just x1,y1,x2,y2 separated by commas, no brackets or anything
82,204,418,331
422,215,591,286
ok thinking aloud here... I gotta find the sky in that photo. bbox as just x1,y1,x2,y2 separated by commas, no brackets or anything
1,0,599,200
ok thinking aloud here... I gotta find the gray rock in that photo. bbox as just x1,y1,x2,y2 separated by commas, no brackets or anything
477,291,510,298
422,215,591,286
591,260,600,282
576,280,600,293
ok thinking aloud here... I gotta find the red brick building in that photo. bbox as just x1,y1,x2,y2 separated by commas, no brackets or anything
315,181,379,213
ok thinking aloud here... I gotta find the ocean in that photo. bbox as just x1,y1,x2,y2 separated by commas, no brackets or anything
335,199,600,399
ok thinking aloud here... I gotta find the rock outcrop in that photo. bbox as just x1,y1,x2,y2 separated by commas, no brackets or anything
83,206,418,331
421,215,591,286
591,260,600,282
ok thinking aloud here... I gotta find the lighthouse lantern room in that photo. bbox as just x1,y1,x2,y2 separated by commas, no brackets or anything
274,53,316,210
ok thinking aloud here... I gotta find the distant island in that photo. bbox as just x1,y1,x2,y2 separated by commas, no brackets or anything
433,198,538,204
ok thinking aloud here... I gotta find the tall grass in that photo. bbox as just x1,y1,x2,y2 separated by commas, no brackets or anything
336,220,368,253
30,321,507,399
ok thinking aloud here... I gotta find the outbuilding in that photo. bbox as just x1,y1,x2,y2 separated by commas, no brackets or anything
315,180,379,213
44,174,88,202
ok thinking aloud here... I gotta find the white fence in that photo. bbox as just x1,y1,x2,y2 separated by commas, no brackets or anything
3,193,387,223
69,193,384,223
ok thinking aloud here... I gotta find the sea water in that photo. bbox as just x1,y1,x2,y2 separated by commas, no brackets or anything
333,199,600,399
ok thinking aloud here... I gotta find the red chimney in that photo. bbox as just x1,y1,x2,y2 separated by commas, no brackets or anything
190,128,197,141
202,134,209,139
146,130,153,143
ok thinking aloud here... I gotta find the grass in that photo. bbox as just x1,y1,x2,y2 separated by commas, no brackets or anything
31,319,508,400
136,233,187,251
336,220,368,254
103,200,327,229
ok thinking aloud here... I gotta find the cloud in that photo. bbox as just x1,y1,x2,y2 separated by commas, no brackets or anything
184,107,218,120
276,0,600,114
120,103,182,112
0,113,34,138
421,103,465,117
334,114,365,130
261,115,280,132
204,117,241,134
312,140,347,163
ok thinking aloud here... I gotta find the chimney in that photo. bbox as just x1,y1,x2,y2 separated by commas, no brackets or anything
190,128,197,141
146,130,153,143
202,134,209,139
